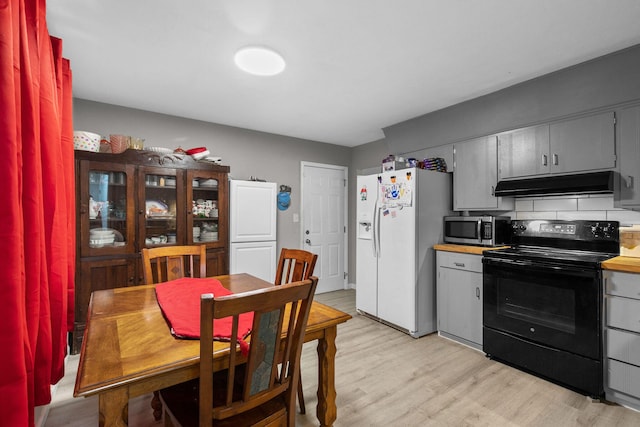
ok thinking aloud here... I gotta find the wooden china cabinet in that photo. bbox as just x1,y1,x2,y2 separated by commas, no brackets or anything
72,149,230,354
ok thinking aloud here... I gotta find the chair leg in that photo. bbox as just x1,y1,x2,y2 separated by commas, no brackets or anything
297,371,306,414
151,391,163,421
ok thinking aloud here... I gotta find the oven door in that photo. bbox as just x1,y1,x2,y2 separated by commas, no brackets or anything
483,257,601,360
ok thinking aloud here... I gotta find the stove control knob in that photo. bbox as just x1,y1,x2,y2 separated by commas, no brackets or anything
519,225,527,232
602,223,616,238
591,225,604,238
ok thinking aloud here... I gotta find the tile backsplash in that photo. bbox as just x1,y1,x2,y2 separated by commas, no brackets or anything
500,194,640,225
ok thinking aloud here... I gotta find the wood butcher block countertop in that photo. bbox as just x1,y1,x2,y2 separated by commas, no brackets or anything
602,256,640,273
433,243,509,255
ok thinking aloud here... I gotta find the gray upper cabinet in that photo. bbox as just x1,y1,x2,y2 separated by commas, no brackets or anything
454,135,513,211
498,111,616,180
550,111,616,174
616,105,640,208
498,124,550,179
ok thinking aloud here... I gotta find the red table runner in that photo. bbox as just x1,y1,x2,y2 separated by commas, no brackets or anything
155,278,253,354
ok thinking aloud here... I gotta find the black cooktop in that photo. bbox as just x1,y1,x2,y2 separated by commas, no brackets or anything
483,245,617,267
483,219,620,267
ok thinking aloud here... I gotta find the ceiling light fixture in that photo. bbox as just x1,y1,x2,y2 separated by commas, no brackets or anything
234,46,286,76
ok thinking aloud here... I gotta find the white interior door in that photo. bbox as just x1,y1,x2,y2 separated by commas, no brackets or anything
302,163,347,294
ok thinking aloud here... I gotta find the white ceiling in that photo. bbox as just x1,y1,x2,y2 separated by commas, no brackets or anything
46,1,640,147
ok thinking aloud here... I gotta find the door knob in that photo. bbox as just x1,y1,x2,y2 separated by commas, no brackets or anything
305,239,311,245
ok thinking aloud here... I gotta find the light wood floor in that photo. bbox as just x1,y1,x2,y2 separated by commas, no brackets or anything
45,289,640,426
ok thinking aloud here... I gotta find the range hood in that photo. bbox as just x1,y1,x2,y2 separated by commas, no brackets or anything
494,171,614,197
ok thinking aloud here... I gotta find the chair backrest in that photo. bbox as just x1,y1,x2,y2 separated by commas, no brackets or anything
199,277,318,425
274,248,318,286
141,245,207,285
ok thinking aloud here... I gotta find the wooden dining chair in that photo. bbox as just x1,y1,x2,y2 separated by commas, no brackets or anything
275,248,318,289
141,245,207,285
158,277,318,427
274,248,318,414
141,245,208,421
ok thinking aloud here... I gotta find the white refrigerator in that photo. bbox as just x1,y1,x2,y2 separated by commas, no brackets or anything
356,167,452,337
229,180,278,282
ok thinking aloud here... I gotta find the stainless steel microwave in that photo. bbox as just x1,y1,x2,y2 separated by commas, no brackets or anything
443,215,511,246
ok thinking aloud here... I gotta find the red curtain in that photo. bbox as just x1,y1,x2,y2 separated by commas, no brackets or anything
0,1,75,426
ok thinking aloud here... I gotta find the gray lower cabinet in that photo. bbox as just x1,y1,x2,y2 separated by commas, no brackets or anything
453,135,513,211
616,105,640,208
436,251,483,350
604,270,640,411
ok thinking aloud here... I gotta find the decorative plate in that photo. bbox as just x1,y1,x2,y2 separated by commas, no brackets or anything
146,146,174,154
146,200,169,216
199,179,218,188
202,156,222,164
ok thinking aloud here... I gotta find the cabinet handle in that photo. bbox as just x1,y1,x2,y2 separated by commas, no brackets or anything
476,287,480,300
542,154,548,166
491,185,495,196
626,175,634,189
454,262,465,267
552,153,559,165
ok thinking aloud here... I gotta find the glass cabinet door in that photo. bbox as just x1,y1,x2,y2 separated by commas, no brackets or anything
79,161,135,255
187,169,228,248
139,166,184,247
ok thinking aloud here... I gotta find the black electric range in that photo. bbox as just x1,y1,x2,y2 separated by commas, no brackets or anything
482,219,620,398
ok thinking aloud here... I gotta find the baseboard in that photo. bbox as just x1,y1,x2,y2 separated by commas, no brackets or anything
35,347,68,427
34,386,55,427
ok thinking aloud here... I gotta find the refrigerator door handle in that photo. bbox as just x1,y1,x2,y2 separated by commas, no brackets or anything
373,199,380,258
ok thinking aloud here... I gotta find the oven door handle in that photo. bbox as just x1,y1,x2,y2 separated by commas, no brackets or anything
483,257,595,274
484,258,535,268
499,259,534,268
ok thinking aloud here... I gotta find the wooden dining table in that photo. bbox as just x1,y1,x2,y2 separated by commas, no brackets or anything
74,273,352,427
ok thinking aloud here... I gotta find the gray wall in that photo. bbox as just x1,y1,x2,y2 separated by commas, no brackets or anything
73,99,351,251
381,43,640,156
